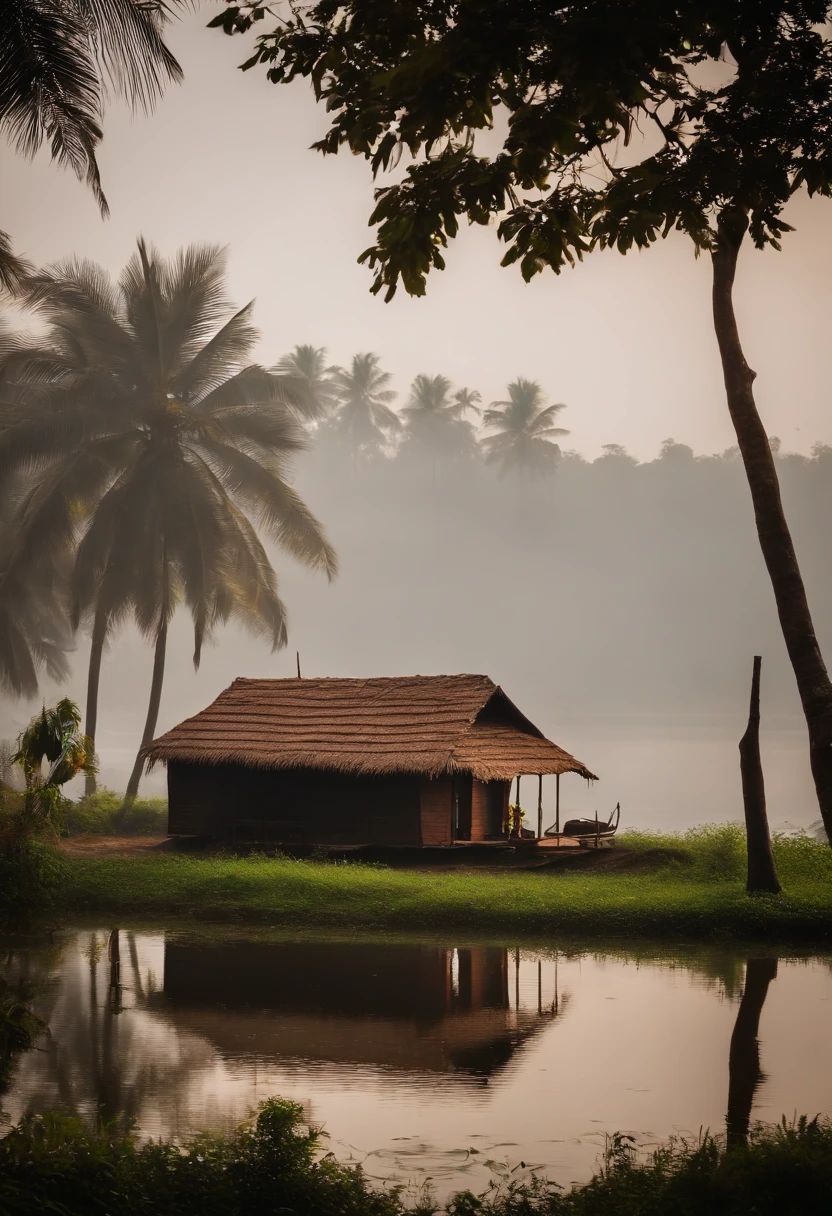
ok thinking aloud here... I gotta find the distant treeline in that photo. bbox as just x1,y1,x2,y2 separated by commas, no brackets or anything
285,429,832,725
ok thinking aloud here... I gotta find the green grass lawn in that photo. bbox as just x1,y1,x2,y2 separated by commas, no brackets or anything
58,826,832,942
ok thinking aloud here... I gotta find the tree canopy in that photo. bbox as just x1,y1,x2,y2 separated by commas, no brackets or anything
215,0,832,296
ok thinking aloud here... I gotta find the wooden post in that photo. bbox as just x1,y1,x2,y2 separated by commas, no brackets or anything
595,808,600,849
107,929,122,1014
296,651,301,678
555,773,560,837
739,656,781,894
537,959,542,1014
537,774,543,840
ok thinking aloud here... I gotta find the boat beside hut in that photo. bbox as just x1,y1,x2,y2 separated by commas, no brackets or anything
143,674,597,846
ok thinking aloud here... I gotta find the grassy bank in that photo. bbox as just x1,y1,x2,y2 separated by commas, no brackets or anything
1,1101,830,1215
54,827,832,942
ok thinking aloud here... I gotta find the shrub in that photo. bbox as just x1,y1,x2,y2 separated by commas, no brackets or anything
772,831,832,885
61,788,168,837
0,839,67,928
447,1117,832,1214
0,1098,406,1216
619,824,749,882
0,1105,830,1215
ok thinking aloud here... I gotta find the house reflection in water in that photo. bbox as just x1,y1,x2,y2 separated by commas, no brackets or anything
160,942,560,1080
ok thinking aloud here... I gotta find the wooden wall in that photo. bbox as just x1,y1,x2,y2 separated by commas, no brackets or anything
419,777,453,845
168,763,510,847
168,762,421,845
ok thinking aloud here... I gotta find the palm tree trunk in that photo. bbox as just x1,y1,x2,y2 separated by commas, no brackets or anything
712,212,832,843
123,619,167,808
84,609,108,798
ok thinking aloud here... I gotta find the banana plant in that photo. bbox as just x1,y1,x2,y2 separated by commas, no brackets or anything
11,698,95,835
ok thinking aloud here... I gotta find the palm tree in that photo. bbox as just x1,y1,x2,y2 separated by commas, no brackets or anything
1,241,338,803
481,379,569,477
273,344,338,423
400,374,479,462
328,352,400,454
0,439,72,698
0,0,184,292
0,234,31,297
452,387,482,417
0,0,185,686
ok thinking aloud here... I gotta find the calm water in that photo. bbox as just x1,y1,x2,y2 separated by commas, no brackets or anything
2,929,831,1198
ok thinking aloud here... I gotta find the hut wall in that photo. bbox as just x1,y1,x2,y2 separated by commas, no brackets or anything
471,779,510,841
168,762,421,845
168,763,226,836
420,777,453,846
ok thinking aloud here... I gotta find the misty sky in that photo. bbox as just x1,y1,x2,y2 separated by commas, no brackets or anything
2,11,832,832
1,11,832,461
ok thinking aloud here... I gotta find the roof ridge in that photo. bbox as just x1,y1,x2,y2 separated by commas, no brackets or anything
228,674,494,684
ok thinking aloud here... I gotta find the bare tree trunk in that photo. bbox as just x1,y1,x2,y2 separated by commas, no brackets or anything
739,656,781,894
123,621,167,808
84,609,107,798
726,956,778,1147
712,212,832,843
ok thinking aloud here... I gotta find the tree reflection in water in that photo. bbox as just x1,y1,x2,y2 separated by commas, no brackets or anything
1,934,567,1135
2,929,214,1137
726,957,778,1147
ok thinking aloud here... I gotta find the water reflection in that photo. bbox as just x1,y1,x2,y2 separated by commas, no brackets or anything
160,941,559,1078
1,931,830,1196
726,957,779,1146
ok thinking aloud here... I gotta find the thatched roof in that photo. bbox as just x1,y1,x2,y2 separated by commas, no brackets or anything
144,674,597,782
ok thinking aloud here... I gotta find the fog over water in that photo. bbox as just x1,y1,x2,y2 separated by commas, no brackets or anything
2,13,832,831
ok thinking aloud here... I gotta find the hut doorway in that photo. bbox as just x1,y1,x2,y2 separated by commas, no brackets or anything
482,780,508,839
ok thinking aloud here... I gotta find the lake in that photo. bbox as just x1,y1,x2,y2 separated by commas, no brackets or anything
2,928,831,1200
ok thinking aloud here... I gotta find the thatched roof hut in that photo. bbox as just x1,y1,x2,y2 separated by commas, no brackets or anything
146,674,596,846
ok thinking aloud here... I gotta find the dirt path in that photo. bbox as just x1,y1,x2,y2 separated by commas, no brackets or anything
59,835,173,858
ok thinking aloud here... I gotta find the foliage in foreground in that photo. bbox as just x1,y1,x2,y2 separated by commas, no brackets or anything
0,839,67,928
0,1099,403,1216
449,1118,832,1215
0,1101,830,1215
